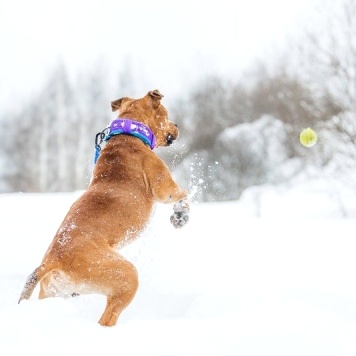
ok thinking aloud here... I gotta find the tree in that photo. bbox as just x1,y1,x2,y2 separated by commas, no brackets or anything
293,0,356,169
296,0,356,113
182,76,232,151
74,64,111,189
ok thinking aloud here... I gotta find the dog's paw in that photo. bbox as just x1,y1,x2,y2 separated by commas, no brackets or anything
170,199,190,228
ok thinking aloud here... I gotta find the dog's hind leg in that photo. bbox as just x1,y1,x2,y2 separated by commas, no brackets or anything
39,269,82,298
68,249,139,327
39,272,64,299
98,257,139,327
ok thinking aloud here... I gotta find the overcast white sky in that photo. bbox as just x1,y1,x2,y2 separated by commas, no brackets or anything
0,0,318,109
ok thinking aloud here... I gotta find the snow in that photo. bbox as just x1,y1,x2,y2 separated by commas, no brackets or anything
2,177,356,355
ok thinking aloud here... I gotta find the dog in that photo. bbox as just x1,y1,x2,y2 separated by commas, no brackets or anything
18,89,190,326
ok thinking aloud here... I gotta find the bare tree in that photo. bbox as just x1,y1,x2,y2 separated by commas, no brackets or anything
74,66,111,188
293,0,356,169
297,0,356,113
2,104,40,191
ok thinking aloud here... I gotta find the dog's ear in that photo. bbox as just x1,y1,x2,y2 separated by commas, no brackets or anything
111,98,123,112
111,97,130,112
148,90,164,109
149,89,164,99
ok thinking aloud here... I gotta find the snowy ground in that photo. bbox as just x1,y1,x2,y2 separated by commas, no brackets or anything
2,177,356,355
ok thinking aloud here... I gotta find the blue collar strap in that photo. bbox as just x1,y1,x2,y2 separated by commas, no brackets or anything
94,118,156,164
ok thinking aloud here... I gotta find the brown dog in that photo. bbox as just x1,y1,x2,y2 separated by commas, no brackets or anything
18,89,190,326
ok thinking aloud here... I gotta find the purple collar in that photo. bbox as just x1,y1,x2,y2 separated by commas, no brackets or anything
105,118,156,150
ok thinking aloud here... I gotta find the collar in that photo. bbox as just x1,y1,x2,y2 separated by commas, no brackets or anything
94,118,156,164
105,118,156,150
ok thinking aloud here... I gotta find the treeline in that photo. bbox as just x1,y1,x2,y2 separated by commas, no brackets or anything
1,63,111,192
167,71,340,201
1,0,355,201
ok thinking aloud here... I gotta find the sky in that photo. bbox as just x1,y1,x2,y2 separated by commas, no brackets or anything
0,0,318,110
2,172,356,355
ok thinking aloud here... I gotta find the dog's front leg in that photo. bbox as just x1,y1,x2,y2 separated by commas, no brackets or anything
145,160,190,228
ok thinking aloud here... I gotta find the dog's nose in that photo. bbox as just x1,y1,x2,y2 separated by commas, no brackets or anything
166,133,176,146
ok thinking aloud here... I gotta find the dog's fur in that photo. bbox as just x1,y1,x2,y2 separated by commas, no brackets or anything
18,90,189,326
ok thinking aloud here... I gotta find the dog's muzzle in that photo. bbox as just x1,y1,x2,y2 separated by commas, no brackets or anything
166,133,176,146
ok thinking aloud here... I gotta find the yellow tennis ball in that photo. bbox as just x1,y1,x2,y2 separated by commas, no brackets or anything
300,128,318,147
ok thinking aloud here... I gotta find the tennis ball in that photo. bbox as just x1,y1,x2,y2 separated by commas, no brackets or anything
300,128,318,147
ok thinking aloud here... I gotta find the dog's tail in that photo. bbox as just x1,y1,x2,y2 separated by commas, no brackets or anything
18,264,51,304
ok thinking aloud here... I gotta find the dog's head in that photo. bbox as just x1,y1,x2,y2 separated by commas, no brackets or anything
111,90,179,148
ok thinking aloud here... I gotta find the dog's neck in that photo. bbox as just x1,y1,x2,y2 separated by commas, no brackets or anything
94,118,156,164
